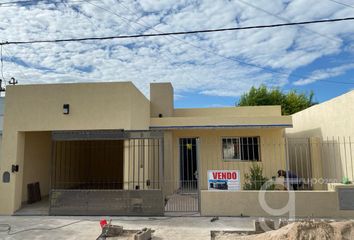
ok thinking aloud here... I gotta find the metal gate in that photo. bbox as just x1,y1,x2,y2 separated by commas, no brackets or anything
49,130,165,216
164,138,200,212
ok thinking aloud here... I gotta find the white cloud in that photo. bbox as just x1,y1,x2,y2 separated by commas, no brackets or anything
138,0,180,12
0,0,353,98
293,63,354,86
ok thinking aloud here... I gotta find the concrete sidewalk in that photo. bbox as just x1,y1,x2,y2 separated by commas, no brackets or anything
0,215,255,240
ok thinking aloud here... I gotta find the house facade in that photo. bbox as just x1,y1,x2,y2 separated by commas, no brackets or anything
0,82,292,216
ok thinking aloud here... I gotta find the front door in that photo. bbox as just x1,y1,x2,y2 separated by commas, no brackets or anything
164,137,199,212
179,138,198,193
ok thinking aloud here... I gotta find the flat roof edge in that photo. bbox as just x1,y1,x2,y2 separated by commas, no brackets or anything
149,124,293,130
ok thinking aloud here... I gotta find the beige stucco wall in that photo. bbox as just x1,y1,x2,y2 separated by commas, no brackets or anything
286,90,354,138
164,128,287,195
123,139,160,190
0,134,2,168
150,83,174,118
150,115,292,129
2,82,149,132
130,84,151,129
0,82,150,214
286,91,354,183
21,132,51,203
201,189,354,218
151,105,292,129
173,105,282,117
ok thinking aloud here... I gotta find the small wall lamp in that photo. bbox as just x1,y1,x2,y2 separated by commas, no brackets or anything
11,165,19,173
63,104,70,115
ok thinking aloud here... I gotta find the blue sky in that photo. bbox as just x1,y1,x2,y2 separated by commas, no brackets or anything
0,0,354,108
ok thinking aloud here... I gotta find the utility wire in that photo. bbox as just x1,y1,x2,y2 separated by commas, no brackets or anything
98,0,209,86
235,0,349,85
2,46,30,82
327,0,354,9
236,0,341,44
1,17,353,45
1,14,353,85
88,0,216,93
83,0,354,86
0,0,36,5
62,1,99,38
81,0,294,85
81,0,202,89
2,2,353,85
0,0,98,6
87,0,354,86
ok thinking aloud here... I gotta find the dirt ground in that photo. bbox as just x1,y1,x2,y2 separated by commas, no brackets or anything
0,216,254,240
1,216,353,240
214,221,354,240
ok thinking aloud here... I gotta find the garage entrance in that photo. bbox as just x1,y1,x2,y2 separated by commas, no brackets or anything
51,140,124,190
49,130,164,216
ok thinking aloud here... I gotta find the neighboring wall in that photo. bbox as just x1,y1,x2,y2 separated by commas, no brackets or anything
286,90,354,138
164,128,286,195
286,90,354,183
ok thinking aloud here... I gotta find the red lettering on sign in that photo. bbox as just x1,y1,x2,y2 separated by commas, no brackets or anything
211,171,238,180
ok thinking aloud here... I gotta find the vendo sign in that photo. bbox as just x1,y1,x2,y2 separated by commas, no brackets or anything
208,170,240,191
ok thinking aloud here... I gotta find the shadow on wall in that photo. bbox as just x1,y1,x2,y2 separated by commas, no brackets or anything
287,128,353,189
286,128,323,139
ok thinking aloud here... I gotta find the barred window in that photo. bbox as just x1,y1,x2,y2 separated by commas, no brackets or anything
222,137,260,161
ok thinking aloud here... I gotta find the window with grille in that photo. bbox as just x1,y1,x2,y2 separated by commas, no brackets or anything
222,137,260,161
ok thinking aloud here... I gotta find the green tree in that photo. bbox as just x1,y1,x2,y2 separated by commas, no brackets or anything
237,85,315,115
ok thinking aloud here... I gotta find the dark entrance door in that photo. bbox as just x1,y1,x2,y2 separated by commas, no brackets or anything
179,138,198,192
164,137,199,212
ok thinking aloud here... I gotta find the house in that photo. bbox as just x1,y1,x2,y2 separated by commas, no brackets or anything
0,82,292,216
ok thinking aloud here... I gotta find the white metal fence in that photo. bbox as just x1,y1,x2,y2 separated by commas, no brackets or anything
287,137,354,189
164,136,354,212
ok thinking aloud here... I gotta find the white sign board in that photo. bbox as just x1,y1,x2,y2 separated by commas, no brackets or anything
208,170,241,191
